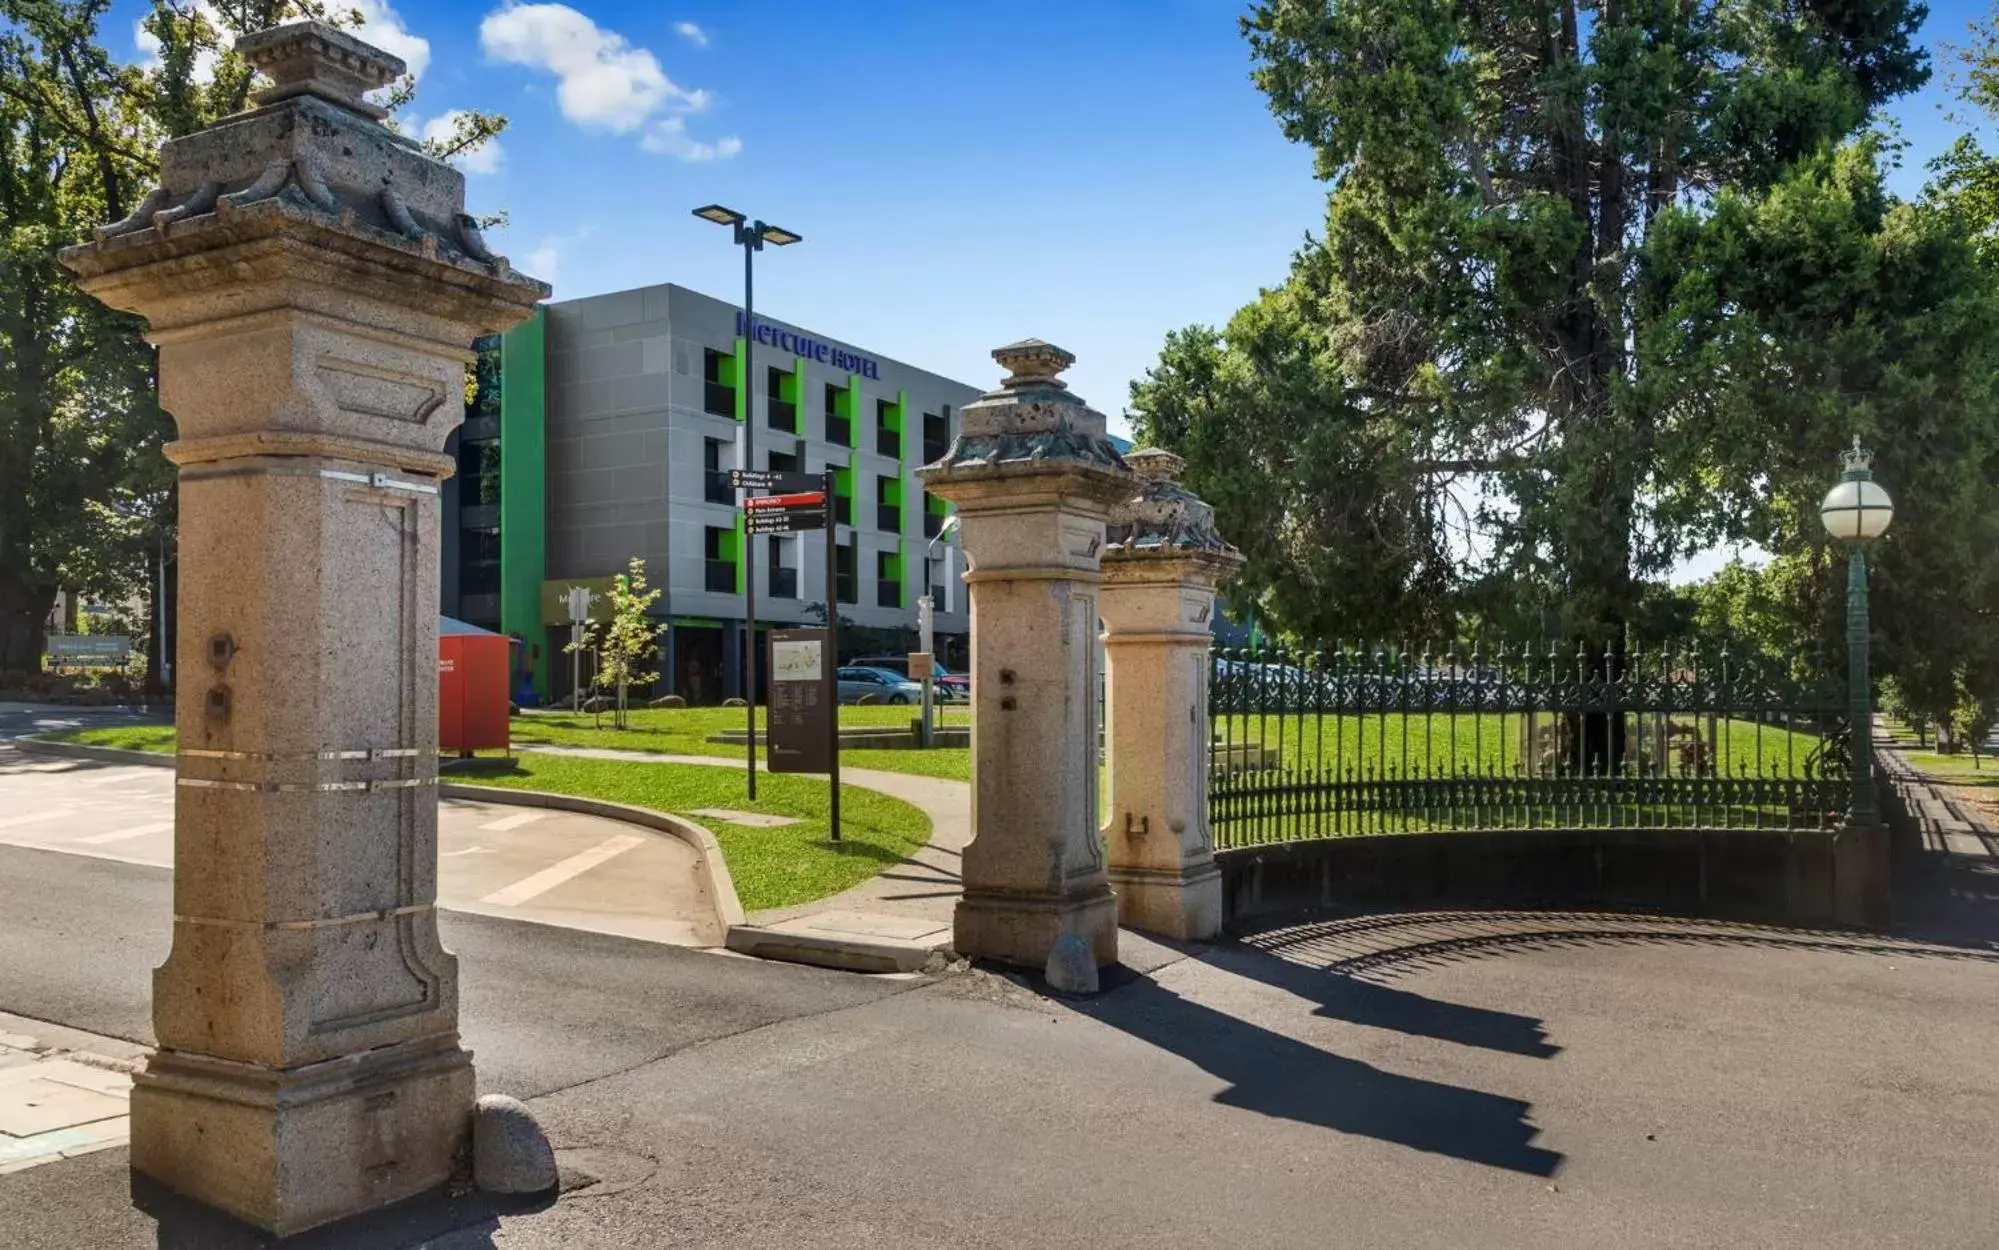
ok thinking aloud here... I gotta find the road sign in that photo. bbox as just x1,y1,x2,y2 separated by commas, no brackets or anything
730,469,824,493
47,635,129,667
744,490,827,510
746,511,826,535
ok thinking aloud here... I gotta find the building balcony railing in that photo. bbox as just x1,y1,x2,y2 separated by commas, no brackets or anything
877,506,901,534
923,511,944,539
768,401,797,433
835,576,857,606
876,583,900,609
460,503,500,530
704,560,736,593
876,428,900,458
834,498,852,526
461,414,501,443
703,471,734,505
826,416,852,447
704,383,736,418
922,438,949,464
769,567,798,599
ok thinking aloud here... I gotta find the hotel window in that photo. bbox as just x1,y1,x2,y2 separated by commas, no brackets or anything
875,475,901,534
835,537,857,605
768,537,797,599
875,398,899,458
703,526,735,593
833,466,852,526
703,437,733,504
876,551,901,609
768,366,797,433
825,383,851,447
923,407,950,463
703,348,735,418
768,446,800,475
923,491,949,539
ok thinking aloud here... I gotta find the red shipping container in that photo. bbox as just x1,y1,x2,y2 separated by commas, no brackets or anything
440,618,511,755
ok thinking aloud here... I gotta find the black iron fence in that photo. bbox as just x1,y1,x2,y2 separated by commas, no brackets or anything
1208,641,1851,848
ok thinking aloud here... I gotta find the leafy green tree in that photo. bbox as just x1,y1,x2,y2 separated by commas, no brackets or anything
0,0,503,677
1137,0,1934,653
571,558,662,730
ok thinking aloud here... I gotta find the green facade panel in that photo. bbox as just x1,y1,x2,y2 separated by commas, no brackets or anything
498,307,547,646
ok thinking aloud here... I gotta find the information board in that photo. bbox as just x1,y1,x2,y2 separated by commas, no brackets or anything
767,628,834,774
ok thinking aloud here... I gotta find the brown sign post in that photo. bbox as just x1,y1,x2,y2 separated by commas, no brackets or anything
755,470,843,840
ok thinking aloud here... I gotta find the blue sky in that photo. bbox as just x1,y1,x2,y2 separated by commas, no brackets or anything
123,0,1994,442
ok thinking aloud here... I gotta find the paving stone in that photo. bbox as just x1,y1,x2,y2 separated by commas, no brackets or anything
0,1078,129,1136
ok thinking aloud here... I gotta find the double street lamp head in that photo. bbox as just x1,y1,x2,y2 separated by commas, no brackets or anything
1820,437,1894,544
691,204,802,250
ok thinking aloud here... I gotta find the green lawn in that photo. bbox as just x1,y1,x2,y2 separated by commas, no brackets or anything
1211,712,1831,778
44,724,176,753
43,723,932,911
1897,747,1999,790
448,754,928,911
513,705,972,782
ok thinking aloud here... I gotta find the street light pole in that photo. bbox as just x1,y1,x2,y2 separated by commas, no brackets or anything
916,514,958,749
693,205,802,801
1819,437,1895,827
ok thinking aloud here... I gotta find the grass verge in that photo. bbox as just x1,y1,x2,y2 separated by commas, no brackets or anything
43,724,175,753
512,706,971,782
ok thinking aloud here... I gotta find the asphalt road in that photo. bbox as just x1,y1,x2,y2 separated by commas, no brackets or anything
0,840,910,1101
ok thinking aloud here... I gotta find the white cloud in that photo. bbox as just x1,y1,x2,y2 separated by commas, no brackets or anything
675,21,709,48
136,0,429,88
421,112,505,174
640,117,741,162
480,3,736,160
517,224,594,289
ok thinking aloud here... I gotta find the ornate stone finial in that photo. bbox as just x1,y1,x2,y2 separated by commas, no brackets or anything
237,21,406,121
1841,436,1872,476
1124,449,1185,483
1104,446,1239,563
993,338,1076,390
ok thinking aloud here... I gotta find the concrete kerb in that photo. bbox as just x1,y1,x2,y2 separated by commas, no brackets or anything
11,735,748,937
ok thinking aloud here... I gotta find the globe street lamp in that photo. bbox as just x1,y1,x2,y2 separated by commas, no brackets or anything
1819,437,1894,825
693,205,801,799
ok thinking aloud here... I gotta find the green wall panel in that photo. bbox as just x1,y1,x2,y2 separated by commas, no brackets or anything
499,307,546,646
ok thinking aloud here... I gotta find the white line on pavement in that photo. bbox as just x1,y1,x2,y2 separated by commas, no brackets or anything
478,811,548,833
78,821,174,845
478,835,646,907
0,810,75,831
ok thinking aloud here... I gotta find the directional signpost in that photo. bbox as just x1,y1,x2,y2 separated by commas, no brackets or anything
737,469,843,839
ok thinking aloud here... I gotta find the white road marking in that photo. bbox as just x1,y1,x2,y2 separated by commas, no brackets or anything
478,811,548,833
441,845,495,858
0,810,75,831
479,834,645,907
79,821,174,845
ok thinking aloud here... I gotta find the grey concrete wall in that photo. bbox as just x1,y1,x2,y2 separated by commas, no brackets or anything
1216,827,1891,932
539,282,979,637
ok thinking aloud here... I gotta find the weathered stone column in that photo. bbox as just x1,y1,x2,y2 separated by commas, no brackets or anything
916,341,1132,969
1099,451,1243,940
59,23,544,1235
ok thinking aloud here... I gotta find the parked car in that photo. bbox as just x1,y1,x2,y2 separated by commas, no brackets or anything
836,666,924,705
852,655,971,702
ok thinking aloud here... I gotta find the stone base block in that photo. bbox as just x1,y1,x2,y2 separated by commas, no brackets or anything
1109,862,1223,941
955,887,1118,970
1832,822,1892,930
129,1032,474,1237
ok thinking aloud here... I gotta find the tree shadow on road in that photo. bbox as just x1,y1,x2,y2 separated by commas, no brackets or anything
1072,967,1563,1177
133,1171,552,1249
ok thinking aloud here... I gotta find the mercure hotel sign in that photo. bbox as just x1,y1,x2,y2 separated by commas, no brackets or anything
736,312,882,380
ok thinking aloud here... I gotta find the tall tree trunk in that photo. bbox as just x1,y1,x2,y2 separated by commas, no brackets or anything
0,563,56,674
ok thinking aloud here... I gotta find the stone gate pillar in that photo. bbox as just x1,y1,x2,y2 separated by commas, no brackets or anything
1099,451,1243,939
59,23,545,1235
916,341,1132,969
